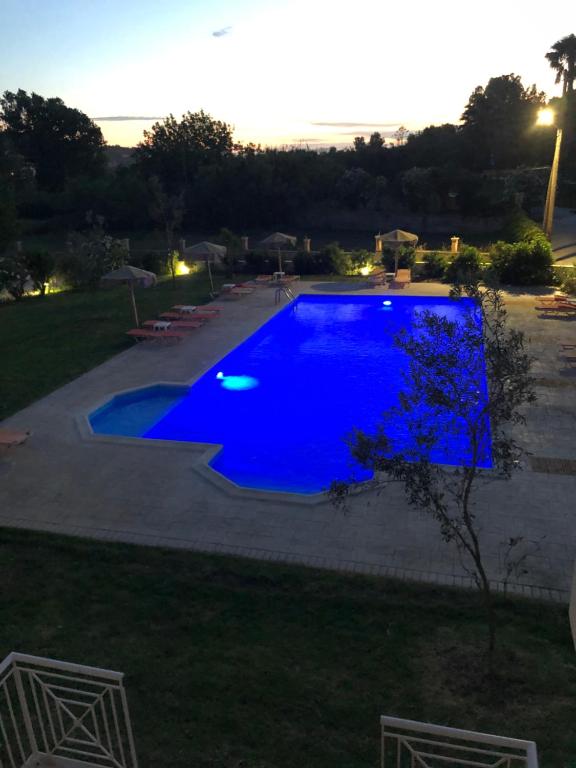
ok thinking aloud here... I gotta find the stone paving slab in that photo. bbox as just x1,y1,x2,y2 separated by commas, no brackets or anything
1,281,575,602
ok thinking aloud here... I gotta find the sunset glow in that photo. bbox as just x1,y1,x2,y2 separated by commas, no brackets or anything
1,0,570,148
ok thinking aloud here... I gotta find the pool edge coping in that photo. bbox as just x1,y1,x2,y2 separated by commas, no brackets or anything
75,382,332,507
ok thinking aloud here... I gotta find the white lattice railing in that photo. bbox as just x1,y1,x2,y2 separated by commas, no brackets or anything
0,652,138,768
381,716,538,768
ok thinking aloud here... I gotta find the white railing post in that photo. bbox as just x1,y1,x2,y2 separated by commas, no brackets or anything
380,715,539,767
1,653,138,768
11,659,38,759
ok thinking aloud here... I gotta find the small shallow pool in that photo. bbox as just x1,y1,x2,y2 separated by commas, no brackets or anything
90,295,491,494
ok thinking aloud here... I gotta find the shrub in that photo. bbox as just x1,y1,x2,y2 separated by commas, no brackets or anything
135,250,169,275
489,235,553,285
23,250,57,295
292,243,353,275
244,251,269,274
0,255,28,300
381,245,416,272
60,228,127,289
445,245,483,284
322,242,352,274
422,251,448,279
561,274,576,295
294,249,331,275
348,249,374,275
501,209,543,243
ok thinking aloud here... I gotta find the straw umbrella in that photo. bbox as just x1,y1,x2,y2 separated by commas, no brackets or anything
377,229,418,274
101,265,157,327
260,232,297,273
182,241,226,294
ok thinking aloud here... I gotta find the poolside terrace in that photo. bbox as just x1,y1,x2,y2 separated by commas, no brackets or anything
0,279,575,599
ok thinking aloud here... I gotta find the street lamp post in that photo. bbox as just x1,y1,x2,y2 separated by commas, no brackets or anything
538,108,563,238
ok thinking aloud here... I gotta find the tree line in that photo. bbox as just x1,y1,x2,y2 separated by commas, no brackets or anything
0,35,575,250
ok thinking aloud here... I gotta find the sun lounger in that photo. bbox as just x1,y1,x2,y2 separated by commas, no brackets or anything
126,329,186,343
159,312,212,322
277,275,300,284
561,343,576,350
368,273,388,287
0,429,30,447
220,284,254,298
390,269,411,288
538,295,569,303
143,319,204,330
172,305,223,314
535,302,576,313
169,321,206,332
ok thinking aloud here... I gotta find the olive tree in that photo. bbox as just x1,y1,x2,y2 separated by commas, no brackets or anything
331,283,536,664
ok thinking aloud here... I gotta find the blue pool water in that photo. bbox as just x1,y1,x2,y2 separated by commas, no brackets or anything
90,295,491,494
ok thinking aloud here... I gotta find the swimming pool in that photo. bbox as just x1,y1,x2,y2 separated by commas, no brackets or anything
89,295,491,494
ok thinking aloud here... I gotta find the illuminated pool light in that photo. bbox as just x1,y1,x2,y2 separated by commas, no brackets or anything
382,300,392,306
216,371,259,391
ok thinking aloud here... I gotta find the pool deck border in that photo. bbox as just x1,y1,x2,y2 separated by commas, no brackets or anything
2,280,575,604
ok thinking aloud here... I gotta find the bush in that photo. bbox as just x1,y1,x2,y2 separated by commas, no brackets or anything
60,227,128,289
294,250,330,275
445,245,483,284
490,235,554,285
561,274,576,295
134,250,170,275
324,242,352,274
23,249,57,295
348,249,374,275
422,251,448,279
501,209,543,243
0,255,28,300
294,243,351,275
381,245,415,272
243,251,269,274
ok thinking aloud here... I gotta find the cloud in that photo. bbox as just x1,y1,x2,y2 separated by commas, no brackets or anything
212,26,232,37
310,121,401,128
93,116,162,121
292,137,325,143
337,130,397,137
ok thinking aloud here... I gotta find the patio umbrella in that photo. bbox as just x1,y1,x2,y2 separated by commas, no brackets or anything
182,241,226,294
377,229,418,273
101,265,157,327
260,232,297,273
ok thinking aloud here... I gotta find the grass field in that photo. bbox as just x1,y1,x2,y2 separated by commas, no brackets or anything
0,528,575,768
0,272,221,421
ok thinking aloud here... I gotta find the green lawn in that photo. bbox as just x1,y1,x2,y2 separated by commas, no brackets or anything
0,272,222,421
0,272,366,421
0,529,575,767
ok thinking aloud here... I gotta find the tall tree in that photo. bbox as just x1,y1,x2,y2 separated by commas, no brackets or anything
147,176,184,285
546,34,576,97
461,75,546,169
0,90,105,190
546,34,576,165
134,110,234,193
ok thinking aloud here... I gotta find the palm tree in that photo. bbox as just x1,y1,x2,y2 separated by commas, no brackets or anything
546,34,576,97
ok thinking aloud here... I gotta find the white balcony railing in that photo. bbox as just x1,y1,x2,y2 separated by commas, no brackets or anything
381,716,539,768
0,652,138,768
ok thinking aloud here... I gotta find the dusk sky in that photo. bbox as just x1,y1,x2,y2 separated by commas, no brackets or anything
1,0,572,148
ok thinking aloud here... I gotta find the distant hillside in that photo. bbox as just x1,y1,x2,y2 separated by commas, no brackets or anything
104,145,135,169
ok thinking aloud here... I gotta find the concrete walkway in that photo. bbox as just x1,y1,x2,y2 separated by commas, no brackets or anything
1,281,575,601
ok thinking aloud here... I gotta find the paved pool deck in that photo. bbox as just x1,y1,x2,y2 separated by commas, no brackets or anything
1,280,575,601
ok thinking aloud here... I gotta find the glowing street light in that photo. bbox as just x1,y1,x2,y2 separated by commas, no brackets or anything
537,108,563,238
536,108,555,126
